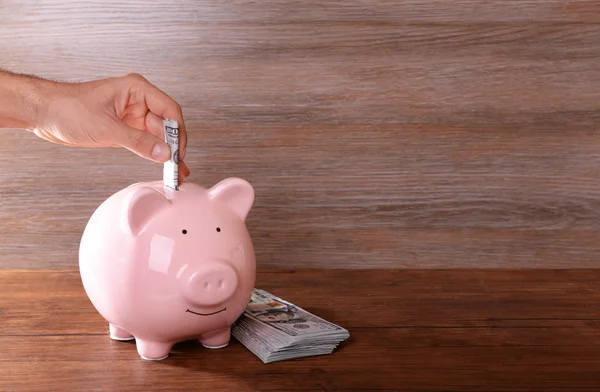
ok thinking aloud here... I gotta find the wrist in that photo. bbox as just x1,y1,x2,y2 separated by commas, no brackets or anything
0,71,53,130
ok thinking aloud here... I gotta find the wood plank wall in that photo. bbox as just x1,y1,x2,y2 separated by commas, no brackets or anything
1,1,600,269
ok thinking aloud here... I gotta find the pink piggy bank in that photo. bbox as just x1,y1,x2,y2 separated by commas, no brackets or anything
78,178,256,360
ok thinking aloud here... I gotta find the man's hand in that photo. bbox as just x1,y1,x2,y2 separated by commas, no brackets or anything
0,70,190,178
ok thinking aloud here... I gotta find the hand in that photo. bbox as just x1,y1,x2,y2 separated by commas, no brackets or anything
30,72,190,178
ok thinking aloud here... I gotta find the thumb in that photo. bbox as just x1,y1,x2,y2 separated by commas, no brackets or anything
113,124,171,163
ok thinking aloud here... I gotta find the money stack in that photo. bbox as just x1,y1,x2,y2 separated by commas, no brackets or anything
231,289,350,363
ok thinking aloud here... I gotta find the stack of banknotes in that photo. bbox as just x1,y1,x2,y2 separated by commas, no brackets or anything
231,289,350,363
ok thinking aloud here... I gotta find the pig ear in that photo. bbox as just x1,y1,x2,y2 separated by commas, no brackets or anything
122,187,170,235
208,178,255,220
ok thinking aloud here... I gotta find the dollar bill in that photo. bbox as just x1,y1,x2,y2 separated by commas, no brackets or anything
163,119,179,190
232,289,350,363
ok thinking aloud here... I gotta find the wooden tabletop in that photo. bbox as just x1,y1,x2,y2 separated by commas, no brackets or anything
2,269,600,391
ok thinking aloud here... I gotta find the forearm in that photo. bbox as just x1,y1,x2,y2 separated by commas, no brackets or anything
0,69,51,130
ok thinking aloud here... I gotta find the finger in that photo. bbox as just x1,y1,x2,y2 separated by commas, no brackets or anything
179,120,187,161
178,160,191,184
147,95,187,161
146,111,189,176
111,121,171,163
134,77,188,160
144,111,165,140
181,160,191,177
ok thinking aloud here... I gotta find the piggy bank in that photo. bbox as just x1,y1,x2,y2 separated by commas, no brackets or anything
78,178,256,360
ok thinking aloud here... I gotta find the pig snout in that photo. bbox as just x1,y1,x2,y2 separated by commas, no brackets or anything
183,263,239,307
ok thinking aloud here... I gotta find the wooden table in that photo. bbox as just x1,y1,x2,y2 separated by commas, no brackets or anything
2,269,600,391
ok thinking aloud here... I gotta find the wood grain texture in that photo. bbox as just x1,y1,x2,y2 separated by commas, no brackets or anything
4,269,600,391
2,1,600,269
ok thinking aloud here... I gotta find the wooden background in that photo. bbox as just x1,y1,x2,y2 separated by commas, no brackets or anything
2,0,600,270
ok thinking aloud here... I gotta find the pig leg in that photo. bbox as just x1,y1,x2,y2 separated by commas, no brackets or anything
199,327,231,349
135,340,173,360
109,323,134,341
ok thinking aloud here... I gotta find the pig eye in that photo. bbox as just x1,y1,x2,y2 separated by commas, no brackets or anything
216,227,221,232
182,229,187,234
